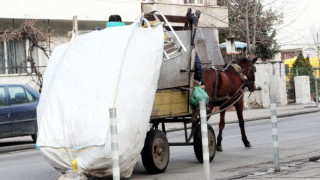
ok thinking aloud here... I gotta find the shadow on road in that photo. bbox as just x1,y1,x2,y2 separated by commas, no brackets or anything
0,136,34,148
0,141,34,147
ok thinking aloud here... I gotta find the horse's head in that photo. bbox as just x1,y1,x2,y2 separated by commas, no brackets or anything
237,57,258,92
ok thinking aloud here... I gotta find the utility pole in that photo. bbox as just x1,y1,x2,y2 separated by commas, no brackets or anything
316,34,319,106
314,68,319,106
72,16,78,38
317,33,320,66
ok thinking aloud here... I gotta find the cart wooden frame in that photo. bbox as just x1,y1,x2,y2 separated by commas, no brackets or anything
140,11,217,174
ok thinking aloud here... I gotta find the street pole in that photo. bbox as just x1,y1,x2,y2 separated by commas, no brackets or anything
270,96,280,172
314,69,319,106
109,108,120,180
317,33,319,106
72,16,78,38
199,100,211,180
3,41,8,74
317,33,319,66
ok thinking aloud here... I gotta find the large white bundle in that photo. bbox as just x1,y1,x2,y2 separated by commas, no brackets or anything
36,21,164,178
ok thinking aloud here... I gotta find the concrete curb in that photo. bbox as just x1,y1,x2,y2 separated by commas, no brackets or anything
242,108,320,123
0,144,35,154
166,108,320,132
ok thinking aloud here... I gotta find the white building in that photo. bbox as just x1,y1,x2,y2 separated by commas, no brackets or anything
0,0,228,91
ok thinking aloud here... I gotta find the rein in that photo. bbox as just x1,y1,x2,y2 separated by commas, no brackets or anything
206,83,246,117
219,82,245,107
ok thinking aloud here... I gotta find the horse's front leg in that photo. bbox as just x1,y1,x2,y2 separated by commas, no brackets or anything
217,110,226,152
234,99,251,148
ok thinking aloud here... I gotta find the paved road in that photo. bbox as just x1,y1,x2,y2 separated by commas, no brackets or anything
1,112,320,180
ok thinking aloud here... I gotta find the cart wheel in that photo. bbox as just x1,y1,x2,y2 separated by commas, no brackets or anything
141,130,170,174
193,124,216,163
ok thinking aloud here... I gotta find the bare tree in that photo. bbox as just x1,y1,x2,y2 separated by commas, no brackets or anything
250,0,260,55
0,20,53,92
218,0,283,59
311,27,320,62
245,1,251,55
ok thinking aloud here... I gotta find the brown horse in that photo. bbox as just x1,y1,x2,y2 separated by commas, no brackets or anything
202,57,258,152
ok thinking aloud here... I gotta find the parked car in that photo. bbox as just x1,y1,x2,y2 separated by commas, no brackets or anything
0,84,39,142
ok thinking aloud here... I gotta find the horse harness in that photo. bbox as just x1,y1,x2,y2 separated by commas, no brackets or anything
210,63,253,105
202,60,256,117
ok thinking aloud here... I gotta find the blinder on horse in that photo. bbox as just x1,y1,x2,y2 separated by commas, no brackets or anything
244,60,256,92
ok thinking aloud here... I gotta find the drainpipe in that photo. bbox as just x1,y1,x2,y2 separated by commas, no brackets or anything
26,39,32,73
72,16,78,38
4,41,8,74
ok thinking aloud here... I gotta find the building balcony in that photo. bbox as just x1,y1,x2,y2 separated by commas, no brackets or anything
142,0,228,28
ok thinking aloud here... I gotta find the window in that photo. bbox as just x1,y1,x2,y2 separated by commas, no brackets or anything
0,87,8,107
0,39,39,75
8,86,28,105
7,40,27,74
26,90,36,103
184,0,204,4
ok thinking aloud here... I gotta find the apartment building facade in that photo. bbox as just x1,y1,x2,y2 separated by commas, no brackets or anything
0,0,228,90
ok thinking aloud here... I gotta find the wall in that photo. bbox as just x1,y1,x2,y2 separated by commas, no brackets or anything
269,61,288,105
244,62,270,109
244,61,288,109
281,48,303,61
0,0,141,22
0,74,40,91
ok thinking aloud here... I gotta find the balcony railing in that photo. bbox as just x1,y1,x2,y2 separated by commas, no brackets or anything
0,66,46,75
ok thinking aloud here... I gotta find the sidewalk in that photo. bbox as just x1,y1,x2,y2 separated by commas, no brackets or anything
165,102,320,132
238,156,320,179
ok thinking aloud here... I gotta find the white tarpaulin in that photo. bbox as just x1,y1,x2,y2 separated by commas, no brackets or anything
37,19,164,178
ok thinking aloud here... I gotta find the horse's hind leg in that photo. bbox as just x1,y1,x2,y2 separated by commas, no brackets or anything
217,110,226,152
234,99,251,148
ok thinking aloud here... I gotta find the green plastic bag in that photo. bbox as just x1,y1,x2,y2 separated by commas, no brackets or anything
190,86,209,106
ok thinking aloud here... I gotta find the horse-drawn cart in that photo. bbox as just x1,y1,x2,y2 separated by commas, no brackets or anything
35,8,258,178
140,11,218,174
